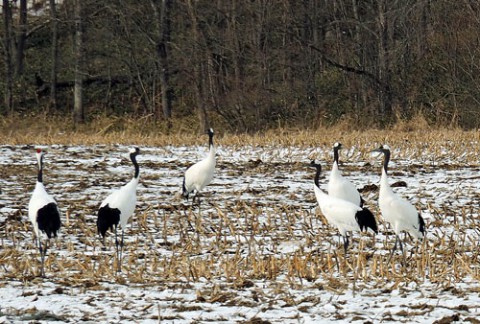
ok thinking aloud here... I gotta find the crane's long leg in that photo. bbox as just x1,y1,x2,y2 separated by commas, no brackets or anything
343,235,350,254
387,235,400,265
332,249,340,272
114,225,120,272
118,230,125,272
193,192,201,208
195,203,202,243
398,237,406,266
37,238,46,277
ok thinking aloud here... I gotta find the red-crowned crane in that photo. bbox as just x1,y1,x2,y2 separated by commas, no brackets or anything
97,147,140,272
28,148,61,277
310,160,377,253
371,145,425,264
182,128,216,204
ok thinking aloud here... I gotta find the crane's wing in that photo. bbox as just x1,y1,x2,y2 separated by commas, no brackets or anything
314,183,362,232
389,196,418,222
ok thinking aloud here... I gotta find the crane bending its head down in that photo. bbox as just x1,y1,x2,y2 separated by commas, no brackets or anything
309,160,377,253
182,128,216,204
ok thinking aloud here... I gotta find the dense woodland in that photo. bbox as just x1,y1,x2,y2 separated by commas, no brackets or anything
1,0,480,131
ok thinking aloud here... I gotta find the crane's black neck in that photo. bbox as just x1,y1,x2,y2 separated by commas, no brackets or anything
333,146,340,165
130,151,140,179
37,155,44,183
208,132,214,149
313,164,321,188
382,150,390,174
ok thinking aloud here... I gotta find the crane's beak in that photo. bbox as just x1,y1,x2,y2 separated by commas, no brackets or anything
307,160,321,169
369,148,384,159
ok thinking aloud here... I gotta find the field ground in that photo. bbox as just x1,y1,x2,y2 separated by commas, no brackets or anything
1,133,480,323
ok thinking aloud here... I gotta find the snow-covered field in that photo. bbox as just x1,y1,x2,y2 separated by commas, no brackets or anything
1,143,479,323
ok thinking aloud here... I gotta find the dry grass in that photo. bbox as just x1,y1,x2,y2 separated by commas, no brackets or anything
1,114,480,322
1,113,479,150
1,198,479,289
0,142,479,288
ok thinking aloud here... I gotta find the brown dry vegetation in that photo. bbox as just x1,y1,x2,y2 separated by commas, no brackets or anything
1,114,479,148
1,115,480,322
4,1,480,132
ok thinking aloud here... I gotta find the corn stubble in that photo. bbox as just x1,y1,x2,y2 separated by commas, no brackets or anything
0,121,479,298
1,195,478,290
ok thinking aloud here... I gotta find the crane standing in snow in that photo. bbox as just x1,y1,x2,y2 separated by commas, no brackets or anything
28,148,61,277
97,147,140,272
310,160,378,253
371,144,425,264
182,128,216,205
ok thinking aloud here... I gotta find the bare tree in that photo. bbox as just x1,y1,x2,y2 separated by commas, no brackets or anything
15,0,27,77
73,0,84,124
2,0,13,112
376,0,393,118
186,0,209,131
49,0,59,111
151,0,173,127
1,0,480,128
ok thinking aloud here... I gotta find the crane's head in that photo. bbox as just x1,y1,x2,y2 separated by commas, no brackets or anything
371,144,390,155
129,147,140,155
333,142,342,149
35,148,45,158
35,147,46,168
207,128,214,136
308,159,322,170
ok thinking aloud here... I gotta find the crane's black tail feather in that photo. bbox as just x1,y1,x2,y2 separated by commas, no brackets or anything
355,207,378,234
37,202,61,239
97,204,121,238
418,213,426,236
182,177,189,200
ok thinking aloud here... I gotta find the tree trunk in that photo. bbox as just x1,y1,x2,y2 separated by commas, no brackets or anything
152,0,173,127
351,0,368,112
186,0,209,132
2,0,13,112
73,0,84,124
49,0,58,111
376,0,393,120
15,0,27,77
229,0,242,89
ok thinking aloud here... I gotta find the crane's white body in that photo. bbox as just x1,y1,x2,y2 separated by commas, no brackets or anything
328,161,362,206
183,129,216,200
100,177,138,229
310,160,377,252
378,168,423,239
314,183,363,236
184,146,215,193
28,182,58,238
372,144,424,264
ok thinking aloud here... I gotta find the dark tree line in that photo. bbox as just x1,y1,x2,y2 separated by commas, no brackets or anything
1,0,480,131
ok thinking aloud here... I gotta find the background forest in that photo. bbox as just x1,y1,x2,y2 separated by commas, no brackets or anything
1,0,480,132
